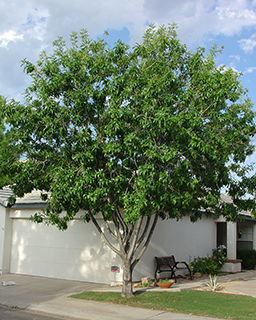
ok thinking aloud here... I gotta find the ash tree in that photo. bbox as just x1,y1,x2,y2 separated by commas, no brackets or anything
3,24,256,297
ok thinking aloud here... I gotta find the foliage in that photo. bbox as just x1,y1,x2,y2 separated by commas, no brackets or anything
157,278,173,283
0,96,13,188
189,256,219,275
206,274,221,291
71,290,256,320
237,248,256,270
212,245,228,269
190,246,228,275
138,280,154,287
2,24,256,297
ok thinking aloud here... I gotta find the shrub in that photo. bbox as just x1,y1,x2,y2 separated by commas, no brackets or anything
212,245,228,269
189,256,219,275
190,246,228,275
237,249,256,270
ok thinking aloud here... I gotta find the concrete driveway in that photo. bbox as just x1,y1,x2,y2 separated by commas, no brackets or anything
0,273,107,309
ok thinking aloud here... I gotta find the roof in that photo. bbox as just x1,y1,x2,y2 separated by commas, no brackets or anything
0,186,14,207
0,188,255,220
0,187,47,208
220,193,254,219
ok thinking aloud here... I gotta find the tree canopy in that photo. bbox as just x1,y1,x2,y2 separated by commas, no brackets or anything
2,24,256,297
0,96,13,188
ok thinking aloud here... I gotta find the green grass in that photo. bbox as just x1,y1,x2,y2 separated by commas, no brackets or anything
70,290,256,320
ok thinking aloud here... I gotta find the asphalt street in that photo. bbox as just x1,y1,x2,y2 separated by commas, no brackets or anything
0,304,78,320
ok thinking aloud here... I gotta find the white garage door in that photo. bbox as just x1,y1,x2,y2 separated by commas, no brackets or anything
10,218,122,284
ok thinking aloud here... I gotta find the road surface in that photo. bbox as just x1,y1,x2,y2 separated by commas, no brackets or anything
0,304,80,320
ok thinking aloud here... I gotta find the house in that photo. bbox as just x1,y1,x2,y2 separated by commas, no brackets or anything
0,187,255,284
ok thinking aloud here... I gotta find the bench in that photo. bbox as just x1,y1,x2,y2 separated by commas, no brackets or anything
155,255,192,283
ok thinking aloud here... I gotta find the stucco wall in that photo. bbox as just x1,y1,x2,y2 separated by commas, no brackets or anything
0,206,12,274
134,216,216,280
8,207,217,284
0,205,5,273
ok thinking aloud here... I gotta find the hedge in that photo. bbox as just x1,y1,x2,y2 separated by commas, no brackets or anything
237,249,256,270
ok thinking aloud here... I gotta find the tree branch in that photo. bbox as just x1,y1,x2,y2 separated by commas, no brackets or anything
102,211,118,241
115,206,127,238
123,223,135,245
131,212,159,271
127,215,143,261
134,215,151,251
88,209,121,256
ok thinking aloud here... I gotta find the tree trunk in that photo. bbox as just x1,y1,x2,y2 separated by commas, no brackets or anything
121,258,134,298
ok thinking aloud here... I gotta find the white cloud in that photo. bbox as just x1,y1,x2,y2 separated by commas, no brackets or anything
0,4,49,50
225,55,241,72
28,0,146,44
144,0,256,41
230,55,240,62
218,55,241,73
0,0,255,53
216,4,256,35
0,30,23,48
21,7,49,41
0,0,256,99
239,34,256,53
1,0,255,50
244,66,256,73
0,0,147,98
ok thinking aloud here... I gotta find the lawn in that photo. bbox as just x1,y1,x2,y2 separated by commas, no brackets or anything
71,290,256,320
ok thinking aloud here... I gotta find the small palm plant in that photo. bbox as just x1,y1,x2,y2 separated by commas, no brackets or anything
206,275,221,292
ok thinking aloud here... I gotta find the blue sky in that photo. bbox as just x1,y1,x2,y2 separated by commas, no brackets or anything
0,0,256,162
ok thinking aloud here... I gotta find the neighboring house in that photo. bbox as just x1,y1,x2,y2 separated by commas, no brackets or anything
0,187,256,284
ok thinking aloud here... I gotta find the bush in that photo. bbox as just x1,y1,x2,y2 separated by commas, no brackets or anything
190,246,228,275
212,245,228,269
190,256,219,275
237,249,256,270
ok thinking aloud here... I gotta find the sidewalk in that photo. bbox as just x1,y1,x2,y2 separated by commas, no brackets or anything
0,270,255,320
